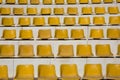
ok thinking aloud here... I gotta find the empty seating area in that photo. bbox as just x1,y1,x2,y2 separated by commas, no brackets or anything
0,0,120,4
0,0,120,79
0,6,120,15
0,64,120,80
1,28,120,39
0,16,120,26
0,44,120,57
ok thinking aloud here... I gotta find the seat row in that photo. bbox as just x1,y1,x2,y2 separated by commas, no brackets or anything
1,29,120,40
0,0,120,4
1,16,120,26
0,6,120,15
0,44,120,57
0,64,120,80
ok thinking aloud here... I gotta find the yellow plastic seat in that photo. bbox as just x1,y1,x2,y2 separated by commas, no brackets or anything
79,0,89,4
64,17,76,26
107,28,120,39
90,29,104,39
55,29,68,39
93,16,106,25
18,45,34,57
2,18,13,27
117,44,120,56
30,0,39,4
18,0,28,4
1,7,11,15
82,7,92,15
78,17,90,25
38,64,57,80
43,0,52,4
33,17,45,26
48,17,60,26
6,0,15,4
67,0,76,4
103,0,113,3
106,64,120,79
2,29,16,39
41,8,51,15
27,8,37,15
95,7,106,14
0,65,8,80
54,8,64,15
0,45,14,57
116,0,120,2
58,45,74,57
55,0,64,4
77,44,93,57
18,17,31,26
91,0,101,3
71,29,85,39
2,17,14,26
109,16,120,25
19,30,33,39
67,7,78,15
0,0,2,4
108,7,119,14
60,64,80,80
95,44,113,57
86,79,102,80
37,45,53,57
38,29,52,39
15,64,34,80
84,64,103,79
13,8,24,15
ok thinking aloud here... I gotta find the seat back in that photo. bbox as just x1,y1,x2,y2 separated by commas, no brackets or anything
15,64,34,79
60,64,78,77
84,64,103,78
0,65,8,79
106,64,120,78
